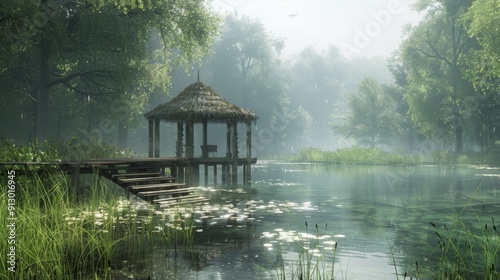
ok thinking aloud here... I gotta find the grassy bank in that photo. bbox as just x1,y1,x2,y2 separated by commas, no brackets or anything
0,169,197,279
0,140,195,279
291,147,500,166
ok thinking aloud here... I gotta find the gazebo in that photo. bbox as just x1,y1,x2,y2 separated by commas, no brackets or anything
144,81,258,186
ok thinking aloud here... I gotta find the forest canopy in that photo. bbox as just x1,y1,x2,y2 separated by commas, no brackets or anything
0,0,499,156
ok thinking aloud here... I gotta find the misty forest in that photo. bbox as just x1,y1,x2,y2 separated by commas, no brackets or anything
1,0,499,279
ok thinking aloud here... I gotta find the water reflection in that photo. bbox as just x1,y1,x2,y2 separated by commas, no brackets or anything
88,162,499,279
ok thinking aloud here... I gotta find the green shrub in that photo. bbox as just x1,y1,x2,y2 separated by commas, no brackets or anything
0,137,135,162
293,146,422,165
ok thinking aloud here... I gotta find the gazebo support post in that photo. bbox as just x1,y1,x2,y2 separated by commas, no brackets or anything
185,121,194,158
185,121,195,186
231,121,238,185
224,123,231,185
202,119,208,158
226,123,231,158
154,119,160,157
245,122,252,186
204,164,208,186
193,164,200,186
178,165,185,183
148,119,154,157
213,165,217,184
176,122,183,157
221,164,226,184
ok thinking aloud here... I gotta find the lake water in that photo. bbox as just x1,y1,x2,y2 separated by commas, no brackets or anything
125,162,500,279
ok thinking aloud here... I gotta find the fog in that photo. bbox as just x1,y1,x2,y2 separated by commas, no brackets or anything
1,0,498,158
212,0,424,58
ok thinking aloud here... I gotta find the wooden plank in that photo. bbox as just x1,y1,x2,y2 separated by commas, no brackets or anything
127,182,186,190
111,172,162,179
157,197,210,207
118,176,175,184
97,166,152,172
138,189,192,196
153,194,202,203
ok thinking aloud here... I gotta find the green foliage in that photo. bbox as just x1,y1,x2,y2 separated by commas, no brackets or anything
432,150,500,165
401,0,477,152
462,0,500,92
61,137,136,160
0,0,220,140
427,192,500,279
0,169,194,279
0,139,60,162
0,138,135,162
293,146,500,166
293,146,424,165
331,76,400,148
202,14,295,154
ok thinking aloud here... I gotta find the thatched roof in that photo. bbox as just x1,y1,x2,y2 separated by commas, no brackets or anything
144,81,258,123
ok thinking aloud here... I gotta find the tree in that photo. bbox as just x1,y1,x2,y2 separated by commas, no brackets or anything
286,46,346,149
462,0,500,92
203,14,294,154
401,0,477,152
461,0,500,152
0,0,219,141
331,76,399,148
386,53,420,152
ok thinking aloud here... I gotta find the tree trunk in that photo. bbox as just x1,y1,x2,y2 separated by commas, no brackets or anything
408,123,415,153
118,121,128,149
455,113,463,153
36,36,50,140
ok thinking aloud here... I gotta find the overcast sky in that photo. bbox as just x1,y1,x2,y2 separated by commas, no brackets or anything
211,0,424,58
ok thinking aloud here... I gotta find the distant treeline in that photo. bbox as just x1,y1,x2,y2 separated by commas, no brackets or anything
1,0,498,157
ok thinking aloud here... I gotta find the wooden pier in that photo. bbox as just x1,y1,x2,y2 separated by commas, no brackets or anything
1,81,259,207
1,156,256,207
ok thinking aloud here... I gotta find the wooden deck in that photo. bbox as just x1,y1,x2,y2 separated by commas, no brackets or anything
0,157,256,207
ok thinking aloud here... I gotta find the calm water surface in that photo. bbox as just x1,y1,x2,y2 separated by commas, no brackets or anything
134,162,500,279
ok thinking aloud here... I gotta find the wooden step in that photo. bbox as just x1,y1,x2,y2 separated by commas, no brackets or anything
127,183,186,191
137,189,193,197
97,166,152,171
153,194,201,203
118,176,175,184
157,197,210,207
111,172,162,179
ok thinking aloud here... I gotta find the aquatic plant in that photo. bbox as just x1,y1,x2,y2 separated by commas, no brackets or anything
293,146,424,165
293,146,500,166
427,212,499,279
0,167,194,279
394,184,500,280
266,222,341,280
432,149,500,165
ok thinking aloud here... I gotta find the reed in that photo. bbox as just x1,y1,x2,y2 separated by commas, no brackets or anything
0,166,196,279
292,146,425,165
427,211,499,278
269,222,339,280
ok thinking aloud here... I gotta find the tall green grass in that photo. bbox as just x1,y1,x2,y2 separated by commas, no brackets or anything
0,168,196,279
292,147,425,165
426,205,499,279
293,146,500,166
267,222,341,280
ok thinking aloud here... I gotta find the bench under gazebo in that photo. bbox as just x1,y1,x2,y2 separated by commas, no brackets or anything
144,81,258,186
